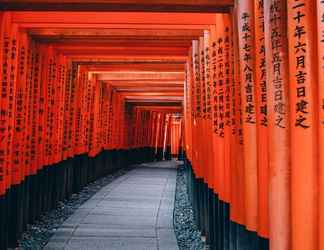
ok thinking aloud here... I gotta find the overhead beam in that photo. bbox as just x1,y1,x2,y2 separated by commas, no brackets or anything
19,24,210,30
28,28,203,38
124,94,183,99
97,72,185,81
126,98,183,103
118,90,183,95
55,46,188,57
127,103,182,108
131,106,183,112
40,39,192,47
133,105,182,110
2,1,233,12
68,55,187,63
104,80,184,87
115,87,184,92
11,12,218,25
86,63,185,72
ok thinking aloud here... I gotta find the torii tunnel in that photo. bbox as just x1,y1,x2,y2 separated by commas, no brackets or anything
0,0,324,250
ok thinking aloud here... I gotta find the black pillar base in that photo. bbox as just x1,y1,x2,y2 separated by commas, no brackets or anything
0,194,7,250
165,146,172,160
7,184,24,248
156,147,163,161
177,146,184,160
183,153,269,250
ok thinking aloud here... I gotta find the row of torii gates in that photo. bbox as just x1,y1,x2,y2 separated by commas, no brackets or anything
0,0,323,250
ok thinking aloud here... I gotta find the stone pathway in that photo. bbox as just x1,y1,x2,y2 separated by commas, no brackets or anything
44,161,179,250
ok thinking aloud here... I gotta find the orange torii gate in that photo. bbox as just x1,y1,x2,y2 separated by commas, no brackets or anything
0,1,323,250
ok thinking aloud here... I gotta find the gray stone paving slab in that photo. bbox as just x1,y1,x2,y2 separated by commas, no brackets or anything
81,214,156,226
104,196,163,203
73,225,156,238
63,237,158,250
90,207,158,217
44,161,179,250
158,229,179,250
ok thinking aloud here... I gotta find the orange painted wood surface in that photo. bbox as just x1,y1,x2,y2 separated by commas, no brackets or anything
236,0,258,232
0,5,324,250
287,0,319,249
264,0,291,249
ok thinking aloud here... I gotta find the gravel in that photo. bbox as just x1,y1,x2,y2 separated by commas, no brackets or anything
16,167,131,250
173,164,206,250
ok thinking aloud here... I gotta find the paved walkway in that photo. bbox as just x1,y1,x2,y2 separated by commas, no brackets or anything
44,161,179,250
